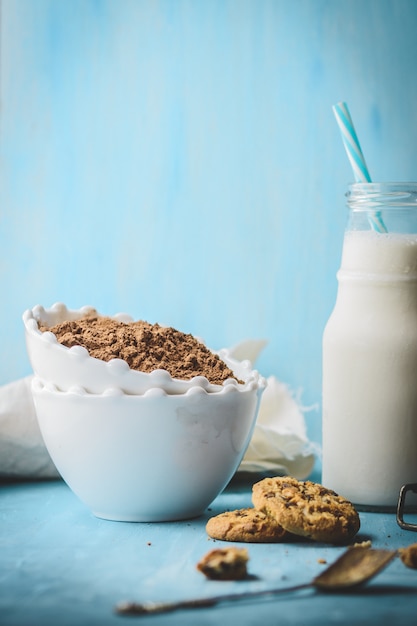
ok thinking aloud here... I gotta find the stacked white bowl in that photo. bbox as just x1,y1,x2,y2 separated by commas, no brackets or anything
23,303,266,522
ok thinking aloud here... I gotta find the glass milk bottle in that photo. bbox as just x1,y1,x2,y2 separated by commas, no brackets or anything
322,183,417,508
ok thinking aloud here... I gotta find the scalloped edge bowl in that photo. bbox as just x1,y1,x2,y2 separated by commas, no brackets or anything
23,303,262,395
32,376,265,521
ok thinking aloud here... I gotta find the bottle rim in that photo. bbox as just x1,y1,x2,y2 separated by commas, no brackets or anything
347,183,417,208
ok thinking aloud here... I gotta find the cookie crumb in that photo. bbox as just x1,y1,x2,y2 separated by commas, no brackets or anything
351,540,372,549
399,543,417,569
196,548,249,580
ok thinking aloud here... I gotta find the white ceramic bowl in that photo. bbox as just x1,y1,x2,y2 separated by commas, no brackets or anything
23,303,258,395
32,376,265,522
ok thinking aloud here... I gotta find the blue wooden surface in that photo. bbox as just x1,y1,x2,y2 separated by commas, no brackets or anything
2,0,417,451
2,4,417,620
1,477,417,625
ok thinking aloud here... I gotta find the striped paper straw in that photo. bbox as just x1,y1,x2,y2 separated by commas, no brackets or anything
332,101,387,233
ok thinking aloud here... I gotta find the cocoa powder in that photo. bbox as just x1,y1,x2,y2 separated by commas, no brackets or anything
39,316,240,385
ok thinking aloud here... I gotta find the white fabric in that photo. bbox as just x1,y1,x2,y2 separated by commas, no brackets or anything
230,340,317,479
0,376,59,478
239,375,316,478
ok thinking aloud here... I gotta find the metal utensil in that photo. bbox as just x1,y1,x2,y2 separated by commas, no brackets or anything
397,483,417,531
115,546,397,617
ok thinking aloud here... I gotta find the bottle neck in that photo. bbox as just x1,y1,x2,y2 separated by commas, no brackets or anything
346,183,417,235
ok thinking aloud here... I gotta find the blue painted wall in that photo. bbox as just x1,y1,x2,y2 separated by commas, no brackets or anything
2,0,417,449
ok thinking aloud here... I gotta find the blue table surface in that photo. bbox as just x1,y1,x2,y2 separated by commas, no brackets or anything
1,475,417,626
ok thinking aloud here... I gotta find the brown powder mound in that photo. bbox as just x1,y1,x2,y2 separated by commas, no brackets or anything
39,316,240,385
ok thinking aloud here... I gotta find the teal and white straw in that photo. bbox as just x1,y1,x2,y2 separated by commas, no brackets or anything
332,101,371,183
332,101,387,233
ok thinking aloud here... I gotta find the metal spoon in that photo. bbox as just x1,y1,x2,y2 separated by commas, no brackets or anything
115,546,397,617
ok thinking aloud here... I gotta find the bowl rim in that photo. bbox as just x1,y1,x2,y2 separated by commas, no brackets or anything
31,375,266,398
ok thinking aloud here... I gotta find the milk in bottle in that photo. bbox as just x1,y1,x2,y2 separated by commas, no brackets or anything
322,183,417,507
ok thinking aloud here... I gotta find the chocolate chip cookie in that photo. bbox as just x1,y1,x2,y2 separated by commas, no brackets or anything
252,476,360,544
206,507,290,543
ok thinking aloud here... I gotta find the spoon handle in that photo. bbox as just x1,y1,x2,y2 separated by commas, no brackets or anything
115,584,310,616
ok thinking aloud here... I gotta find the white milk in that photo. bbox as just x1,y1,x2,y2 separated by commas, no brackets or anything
322,230,417,507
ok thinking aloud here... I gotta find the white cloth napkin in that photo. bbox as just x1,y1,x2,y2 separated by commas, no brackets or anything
0,376,59,478
239,375,316,478
230,340,317,479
